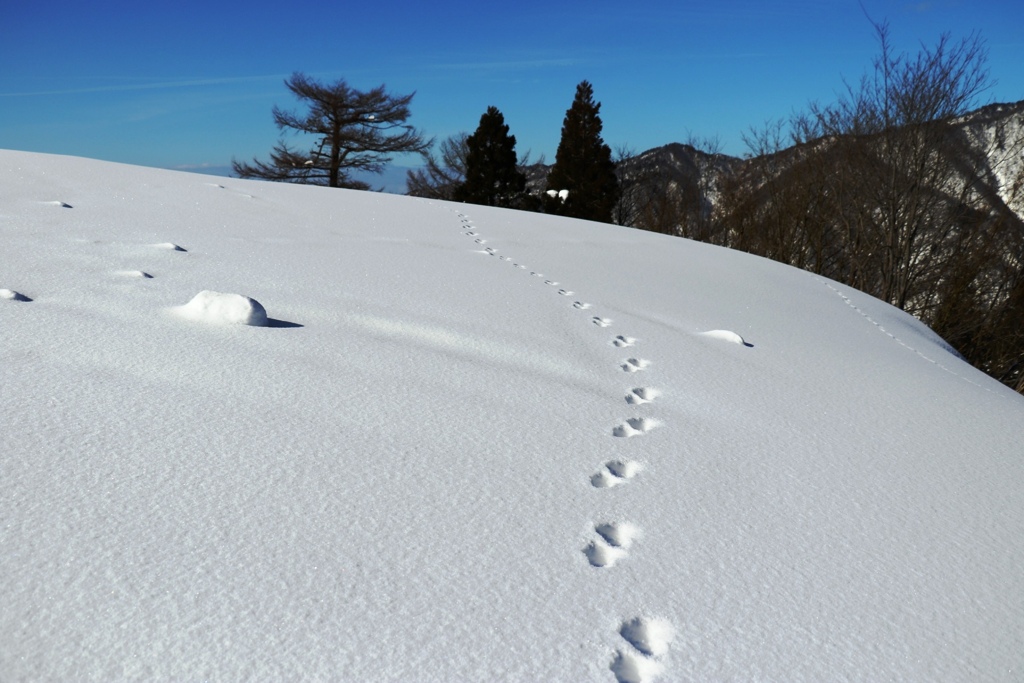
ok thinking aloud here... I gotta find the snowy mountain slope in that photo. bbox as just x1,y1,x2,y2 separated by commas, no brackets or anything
608,99,1024,229
2,150,1023,682
956,100,1024,215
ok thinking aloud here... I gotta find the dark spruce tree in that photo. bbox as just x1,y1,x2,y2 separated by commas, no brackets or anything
453,106,528,208
544,81,619,222
233,72,431,190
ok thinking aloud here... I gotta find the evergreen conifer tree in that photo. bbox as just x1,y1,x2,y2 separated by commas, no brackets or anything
454,106,527,208
233,72,430,189
544,81,619,222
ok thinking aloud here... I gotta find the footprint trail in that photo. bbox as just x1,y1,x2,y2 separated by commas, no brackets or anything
445,206,675,679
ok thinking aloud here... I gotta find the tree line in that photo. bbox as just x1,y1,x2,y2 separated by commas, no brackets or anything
232,20,1023,393
233,76,620,222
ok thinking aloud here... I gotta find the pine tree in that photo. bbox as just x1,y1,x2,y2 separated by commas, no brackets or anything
233,72,431,189
545,81,619,222
453,106,527,208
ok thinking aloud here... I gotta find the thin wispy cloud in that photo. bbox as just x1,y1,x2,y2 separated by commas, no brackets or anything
0,74,287,98
421,58,581,72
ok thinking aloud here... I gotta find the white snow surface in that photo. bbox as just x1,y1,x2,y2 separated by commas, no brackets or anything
2,150,1023,681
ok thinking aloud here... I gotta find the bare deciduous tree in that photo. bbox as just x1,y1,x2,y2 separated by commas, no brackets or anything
714,19,1024,392
406,133,469,199
797,18,991,309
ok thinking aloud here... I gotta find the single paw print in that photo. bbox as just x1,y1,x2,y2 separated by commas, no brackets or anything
590,460,641,488
621,358,650,372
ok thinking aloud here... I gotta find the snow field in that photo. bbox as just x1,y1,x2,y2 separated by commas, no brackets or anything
2,150,1023,681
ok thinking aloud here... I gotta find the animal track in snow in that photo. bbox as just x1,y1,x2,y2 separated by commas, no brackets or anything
612,417,658,438
474,238,486,244
590,460,642,488
701,329,752,347
584,522,639,568
573,301,592,310
595,522,640,549
485,247,497,255
558,289,574,296
545,280,559,286
610,649,664,683
625,387,659,405
584,539,627,568
619,617,675,657
45,200,73,208
612,335,636,347
1,289,32,302
118,270,153,279
610,617,676,683
592,317,612,327
621,358,650,373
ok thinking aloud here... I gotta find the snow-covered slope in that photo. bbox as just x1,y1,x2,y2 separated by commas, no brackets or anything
2,150,1023,682
956,100,1024,215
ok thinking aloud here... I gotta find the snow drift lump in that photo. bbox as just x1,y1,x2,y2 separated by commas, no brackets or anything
175,290,268,326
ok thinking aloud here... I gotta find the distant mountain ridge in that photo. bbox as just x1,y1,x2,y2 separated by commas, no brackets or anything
520,99,1024,221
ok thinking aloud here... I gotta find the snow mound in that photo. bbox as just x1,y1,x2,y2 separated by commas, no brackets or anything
175,290,268,326
1,288,32,302
701,329,751,346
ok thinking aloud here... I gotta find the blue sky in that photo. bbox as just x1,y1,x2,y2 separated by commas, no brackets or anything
2,0,1022,188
